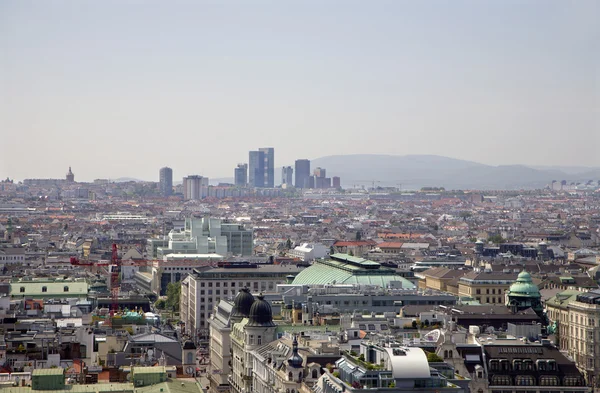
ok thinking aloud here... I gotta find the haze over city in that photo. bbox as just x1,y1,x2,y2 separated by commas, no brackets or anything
1,0,598,182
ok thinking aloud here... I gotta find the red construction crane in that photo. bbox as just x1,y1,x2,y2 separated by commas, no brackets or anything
109,243,121,319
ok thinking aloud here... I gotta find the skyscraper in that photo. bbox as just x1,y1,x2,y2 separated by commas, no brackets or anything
159,167,173,196
332,176,341,189
249,150,265,188
294,159,310,189
282,166,293,186
183,175,208,200
234,164,248,187
259,147,275,188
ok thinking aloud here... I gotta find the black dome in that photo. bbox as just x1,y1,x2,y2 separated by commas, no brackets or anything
183,340,196,350
232,287,255,318
247,294,276,327
288,335,303,368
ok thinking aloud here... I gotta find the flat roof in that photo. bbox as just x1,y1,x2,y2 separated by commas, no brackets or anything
32,368,64,376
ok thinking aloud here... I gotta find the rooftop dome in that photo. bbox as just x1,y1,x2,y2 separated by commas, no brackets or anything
508,270,541,298
232,287,255,318
183,340,196,350
288,335,303,368
248,294,276,327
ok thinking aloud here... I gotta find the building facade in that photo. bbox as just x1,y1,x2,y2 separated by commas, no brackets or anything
183,175,208,200
249,150,265,188
294,159,310,189
181,264,302,332
159,167,173,196
259,147,275,188
547,289,600,387
234,164,248,187
282,166,293,187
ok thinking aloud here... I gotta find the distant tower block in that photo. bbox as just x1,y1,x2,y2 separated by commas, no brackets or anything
66,167,75,182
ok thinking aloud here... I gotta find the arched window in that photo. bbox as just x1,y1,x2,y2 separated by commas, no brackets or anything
20,287,25,293
444,350,448,358
187,352,193,365
42,286,47,293
288,372,293,381
312,369,318,378
64,286,69,292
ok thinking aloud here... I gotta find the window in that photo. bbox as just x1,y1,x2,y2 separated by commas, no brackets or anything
312,369,318,378
564,376,583,386
42,286,47,293
288,372,293,381
249,335,254,345
540,376,558,386
257,336,262,345
64,286,69,292
491,375,512,386
20,287,25,293
516,375,534,386
476,289,481,295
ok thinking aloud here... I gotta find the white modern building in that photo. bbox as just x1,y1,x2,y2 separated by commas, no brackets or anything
152,217,254,258
287,243,329,261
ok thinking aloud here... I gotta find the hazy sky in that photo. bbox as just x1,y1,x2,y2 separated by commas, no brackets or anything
1,0,598,182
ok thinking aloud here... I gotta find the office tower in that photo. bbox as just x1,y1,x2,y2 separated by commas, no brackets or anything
159,167,173,196
307,175,315,189
259,147,275,188
249,150,265,188
294,159,310,189
332,176,341,189
282,166,293,186
314,167,326,179
182,175,207,200
234,164,248,187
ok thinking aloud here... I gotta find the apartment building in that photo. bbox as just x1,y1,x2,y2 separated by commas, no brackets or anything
547,289,600,386
180,264,302,334
458,271,519,304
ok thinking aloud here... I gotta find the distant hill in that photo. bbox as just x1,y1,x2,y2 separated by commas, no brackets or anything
298,154,600,190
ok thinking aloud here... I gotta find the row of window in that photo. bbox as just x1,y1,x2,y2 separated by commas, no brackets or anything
20,286,70,293
491,375,583,386
200,281,275,290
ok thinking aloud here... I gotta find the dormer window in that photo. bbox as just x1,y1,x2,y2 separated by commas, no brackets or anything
42,286,47,293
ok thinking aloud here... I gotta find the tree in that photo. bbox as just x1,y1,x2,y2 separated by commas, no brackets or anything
165,282,181,312
155,299,166,309
348,250,354,256
489,234,505,244
329,246,335,255
424,319,430,326
411,320,418,329
426,352,444,363
285,238,293,250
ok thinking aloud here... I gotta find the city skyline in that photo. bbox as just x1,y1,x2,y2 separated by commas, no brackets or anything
1,1,598,181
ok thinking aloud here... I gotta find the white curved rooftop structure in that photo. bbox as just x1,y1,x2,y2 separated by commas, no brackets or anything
385,347,431,379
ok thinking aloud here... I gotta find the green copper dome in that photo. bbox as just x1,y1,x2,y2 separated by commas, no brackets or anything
507,270,540,298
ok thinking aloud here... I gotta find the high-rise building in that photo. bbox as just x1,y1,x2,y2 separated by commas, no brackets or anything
332,176,341,189
249,150,265,188
234,164,248,187
282,166,293,186
65,167,75,183
183,175,208,200
294,159,310,189
259,147,274,188
314,167,326,178
159,167,173,196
